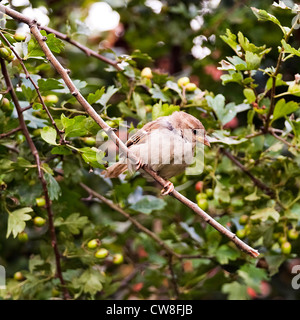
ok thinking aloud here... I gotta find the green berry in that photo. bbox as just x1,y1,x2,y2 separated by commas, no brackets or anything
45,95,58,104
205,188,214,199
236,228,246,239
87,239,100,249
288,229,299,240
281,241,292,255
197,198,208,211
33,216,46,227
185,83,197,92
239,215,249,225
18,232,29,243
14,271,24,281
196,193,207,201
141,67,153,79
0,47,10,59
36,197,46,207
112,253,124,264
13,33,26,42
83,137,96,146
95,248,109,259
177,76,190,88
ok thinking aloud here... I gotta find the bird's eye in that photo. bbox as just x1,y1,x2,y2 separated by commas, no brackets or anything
192,129,197,135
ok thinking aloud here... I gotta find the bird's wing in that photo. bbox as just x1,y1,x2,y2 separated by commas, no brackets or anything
126,117,173,148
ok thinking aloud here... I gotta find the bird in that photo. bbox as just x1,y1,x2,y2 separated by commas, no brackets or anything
102,111,210,195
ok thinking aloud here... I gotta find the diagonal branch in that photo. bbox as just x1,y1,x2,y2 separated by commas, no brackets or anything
221,148,275,197
0,30,65,143
0,4,259,258
40,26,122,71
0,58,70,300
0,125,21,139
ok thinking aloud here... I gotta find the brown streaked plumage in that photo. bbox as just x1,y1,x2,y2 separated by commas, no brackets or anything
102,111,210,194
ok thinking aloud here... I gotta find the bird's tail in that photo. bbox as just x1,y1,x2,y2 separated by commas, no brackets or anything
102,162,128,178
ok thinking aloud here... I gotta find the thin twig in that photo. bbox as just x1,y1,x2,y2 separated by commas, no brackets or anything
221,148,275,197
0,58,70,300
0,30,65,143
269,128,299,150
0,125,21,139
79,182,180,258
264,18,299,131
0,4,259,258
40,25,122,71
167,254,180,299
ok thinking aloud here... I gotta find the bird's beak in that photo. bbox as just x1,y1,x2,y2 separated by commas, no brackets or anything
197,135,211,147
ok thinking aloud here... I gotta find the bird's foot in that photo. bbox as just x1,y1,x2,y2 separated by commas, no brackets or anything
135,158,144,171
161,181,174,196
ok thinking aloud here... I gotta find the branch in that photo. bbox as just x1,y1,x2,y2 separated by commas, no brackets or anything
0,30,65,143
221,148,275,197
0,125,21,139
79,183,181,258
0,58,70,300
269,128,299,151
0,4,259,258
40,26,122,71
264,19,299,130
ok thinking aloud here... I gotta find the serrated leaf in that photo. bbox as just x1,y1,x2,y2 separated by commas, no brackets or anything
281,39,300,57
245,51,262,70
272,98,299,122
64,115,88,138
54,213,89,235
251,207,280,222
152,101,180,120
215,244,240,264
149,84,170,102
79,147,105,168
51,146,72,155
44,172,61,201
222,281,248,300
97,85,119,108
41,126,58,145
37,78,64,92
87,87,105,105
130,195,166,214
6,207,33,238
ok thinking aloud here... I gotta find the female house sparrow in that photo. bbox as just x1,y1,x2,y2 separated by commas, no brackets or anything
103,111,210,195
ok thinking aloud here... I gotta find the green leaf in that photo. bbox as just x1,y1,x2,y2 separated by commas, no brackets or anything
130,195,166,214
77,268,104,296
251,207,280,222
243,88,256,103
44,172,62,201
281,39,300,57
51,146,72,155
41,126,58,145
6,207,33,238
220,29,241,56
54,213,89,235
87,87,105,105
21,84,37,102
149,84,170,102
26,37,44,59
44,32,64,54
215,244,239,264
152,102,180,120
220,71,243,85
245,51,262,70
206,95,249,125
64,115,88,138
97,85,119,108
272,98,299,122
251,7,283,32
238,263,268,291
79,147,105,168
133,92,146,121
222,281,248,300
37,78,64,92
